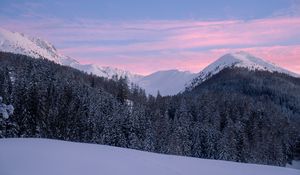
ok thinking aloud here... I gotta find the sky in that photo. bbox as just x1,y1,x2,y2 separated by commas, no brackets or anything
0,0,300,75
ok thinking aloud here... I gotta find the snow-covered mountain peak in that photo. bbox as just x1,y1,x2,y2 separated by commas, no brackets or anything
0,27,142,83
219,51,277,70
214,51,298,75
188,51,299,89
0,27,66,64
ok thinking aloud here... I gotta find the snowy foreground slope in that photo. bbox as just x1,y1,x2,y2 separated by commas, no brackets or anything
0,139,299,175
287,160,300,170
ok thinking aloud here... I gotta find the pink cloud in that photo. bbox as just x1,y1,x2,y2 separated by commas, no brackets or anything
1,16,300,75
53,17,300,57
4,17,300,48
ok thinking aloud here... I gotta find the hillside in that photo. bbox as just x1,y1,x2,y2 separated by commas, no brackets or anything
1,52,300,167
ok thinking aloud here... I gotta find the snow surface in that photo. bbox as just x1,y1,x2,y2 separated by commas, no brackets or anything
287,160,300,170
188,51,299,89
0,138,299,175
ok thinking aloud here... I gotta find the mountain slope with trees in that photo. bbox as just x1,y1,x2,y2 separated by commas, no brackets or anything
0,52,299,167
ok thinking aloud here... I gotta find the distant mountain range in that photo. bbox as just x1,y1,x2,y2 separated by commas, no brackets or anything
0,27,298,96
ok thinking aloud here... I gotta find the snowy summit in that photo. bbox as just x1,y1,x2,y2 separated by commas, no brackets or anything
189,51,299,89
0,27,65,64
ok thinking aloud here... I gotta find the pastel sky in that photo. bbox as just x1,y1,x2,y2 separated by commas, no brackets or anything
0,0,300,75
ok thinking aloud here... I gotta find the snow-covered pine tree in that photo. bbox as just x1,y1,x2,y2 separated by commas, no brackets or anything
0,96,14,119
0,96,15,138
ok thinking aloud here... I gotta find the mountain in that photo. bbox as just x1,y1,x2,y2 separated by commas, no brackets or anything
0,27,142,83
137,70,196,96
0,28,66,64
188,51,299,89
139,51,299,96
0,138,299,175
136,51,300,96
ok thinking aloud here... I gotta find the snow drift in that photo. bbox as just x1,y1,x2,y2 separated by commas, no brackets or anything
0,138,299,175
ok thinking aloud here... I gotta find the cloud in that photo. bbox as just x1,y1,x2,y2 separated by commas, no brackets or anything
55,17,300,52
0,16,299,75
272,0,300,17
